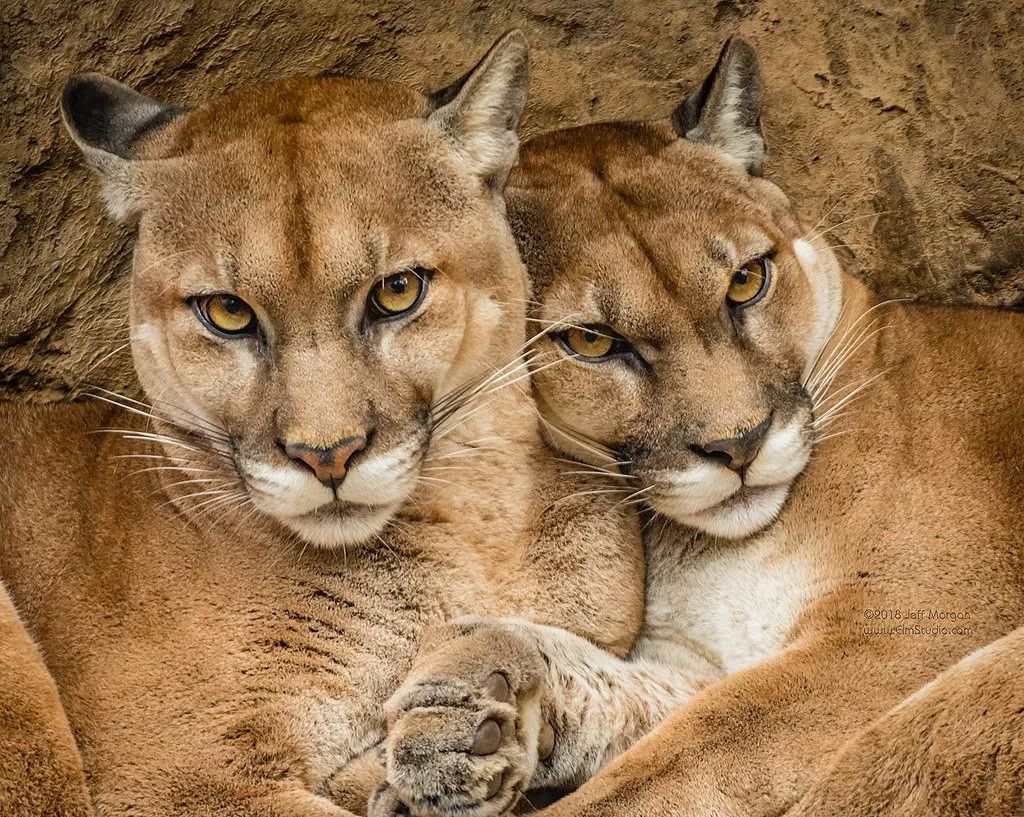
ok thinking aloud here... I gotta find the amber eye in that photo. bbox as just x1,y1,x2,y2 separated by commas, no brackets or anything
196,294,256,336
368,270,428,320
726,256,772,307
563,325,617,359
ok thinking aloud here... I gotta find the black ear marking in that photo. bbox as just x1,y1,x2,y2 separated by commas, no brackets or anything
61,73,186,160
427,30,530,190
670,37,766,175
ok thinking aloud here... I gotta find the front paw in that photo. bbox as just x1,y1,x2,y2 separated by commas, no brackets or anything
380,620,548,817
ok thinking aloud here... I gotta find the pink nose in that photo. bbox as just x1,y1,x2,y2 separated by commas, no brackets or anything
284,436,367,485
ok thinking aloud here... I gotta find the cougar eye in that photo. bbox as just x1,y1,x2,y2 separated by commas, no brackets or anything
558,324,632,361
726,256,772,307
194,294,257,336
367,269,429,320
564,326,615,358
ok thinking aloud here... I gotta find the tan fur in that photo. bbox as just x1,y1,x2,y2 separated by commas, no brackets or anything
0,36,646,816
786,625,1024,817
377,41,1024,817
0,580,92,817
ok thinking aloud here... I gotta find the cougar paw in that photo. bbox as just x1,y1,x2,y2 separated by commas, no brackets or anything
368,781,411,817
382,622,547,817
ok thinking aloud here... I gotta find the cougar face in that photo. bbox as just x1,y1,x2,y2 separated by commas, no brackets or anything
63,33,530,548
511,40,842,539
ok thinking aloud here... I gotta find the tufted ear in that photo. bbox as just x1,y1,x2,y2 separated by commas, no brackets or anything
61,73,186,220
671,37,765,175
427,30,529,191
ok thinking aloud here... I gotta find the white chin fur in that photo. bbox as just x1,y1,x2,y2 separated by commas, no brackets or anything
648,414,811,538
744,415,811,487
279,505,399,549
652,463,741,517
672,483,790,539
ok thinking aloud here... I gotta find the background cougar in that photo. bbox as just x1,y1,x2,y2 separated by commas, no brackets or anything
373,38,1024,817
0,33,653,816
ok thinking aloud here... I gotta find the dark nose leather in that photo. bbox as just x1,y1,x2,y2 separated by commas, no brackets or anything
691,416,771,472
284,436,367,485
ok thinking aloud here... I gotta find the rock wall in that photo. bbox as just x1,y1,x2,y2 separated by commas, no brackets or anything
2,0,1022,399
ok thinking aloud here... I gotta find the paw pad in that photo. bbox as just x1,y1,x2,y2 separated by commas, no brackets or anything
484,771,504,799
483,671,510,702
471,719,502,755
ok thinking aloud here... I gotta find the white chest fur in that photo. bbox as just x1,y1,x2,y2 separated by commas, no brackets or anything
632,524,814,679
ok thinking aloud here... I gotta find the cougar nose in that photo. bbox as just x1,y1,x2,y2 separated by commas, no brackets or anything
691,416,771,472
284,436,367,486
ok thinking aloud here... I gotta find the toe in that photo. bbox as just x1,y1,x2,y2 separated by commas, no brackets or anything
483,672,510,702
484,771,504,799
471,719,502,755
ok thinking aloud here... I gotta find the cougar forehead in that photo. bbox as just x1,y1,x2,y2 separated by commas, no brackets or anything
510,121,839,539
136,77,475,269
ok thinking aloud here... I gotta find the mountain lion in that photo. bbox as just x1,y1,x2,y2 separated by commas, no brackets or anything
0,33,655,816
372,38,1024,817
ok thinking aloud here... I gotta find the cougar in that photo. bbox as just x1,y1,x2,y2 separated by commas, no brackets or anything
0,33,651,816
372,38,1024,817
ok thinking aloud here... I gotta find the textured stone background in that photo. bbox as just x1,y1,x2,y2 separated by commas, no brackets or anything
2,0,1023,400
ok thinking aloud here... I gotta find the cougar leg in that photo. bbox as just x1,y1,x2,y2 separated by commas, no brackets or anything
787,626,1024,817
534,630,951,817
0,579,93,817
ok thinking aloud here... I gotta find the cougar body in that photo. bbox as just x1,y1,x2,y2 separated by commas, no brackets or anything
375,39,1024,817
0,34,645,816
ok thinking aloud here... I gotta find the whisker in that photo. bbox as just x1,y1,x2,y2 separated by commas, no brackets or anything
611,484,656,510
814,428,859,445
89,387,230,441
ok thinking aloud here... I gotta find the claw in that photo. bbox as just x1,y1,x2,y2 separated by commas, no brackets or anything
538,721,555,761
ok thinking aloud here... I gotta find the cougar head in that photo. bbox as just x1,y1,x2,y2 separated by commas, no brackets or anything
510,39,843,539
62,31,530,548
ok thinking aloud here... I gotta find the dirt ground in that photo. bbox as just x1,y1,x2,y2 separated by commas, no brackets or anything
2,0,1023,399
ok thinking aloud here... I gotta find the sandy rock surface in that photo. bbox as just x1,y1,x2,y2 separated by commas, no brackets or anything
2,0,1022,399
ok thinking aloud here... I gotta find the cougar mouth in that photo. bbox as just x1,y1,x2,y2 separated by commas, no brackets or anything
238,436,425,548
645,412,813,539
654,482,791,540
278,501,401,549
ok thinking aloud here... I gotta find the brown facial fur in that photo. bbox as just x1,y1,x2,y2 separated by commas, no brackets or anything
120,73,528,547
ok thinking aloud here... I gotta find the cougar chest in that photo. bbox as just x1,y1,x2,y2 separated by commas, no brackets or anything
635,523,814,677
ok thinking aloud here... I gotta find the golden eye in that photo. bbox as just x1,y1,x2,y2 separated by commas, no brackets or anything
199,294,256,335
369,270,427,319
564,326,617,358
726,256,772,306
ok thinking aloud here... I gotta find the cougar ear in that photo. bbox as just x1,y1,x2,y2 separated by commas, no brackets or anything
427,29,529,191
61,73,186,220
671,37,765,175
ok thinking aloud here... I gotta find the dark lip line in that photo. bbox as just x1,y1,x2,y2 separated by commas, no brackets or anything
647,480,786,515
302,500,390,517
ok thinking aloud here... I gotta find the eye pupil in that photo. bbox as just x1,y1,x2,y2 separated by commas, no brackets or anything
584,331,598,343
389,276,408,295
